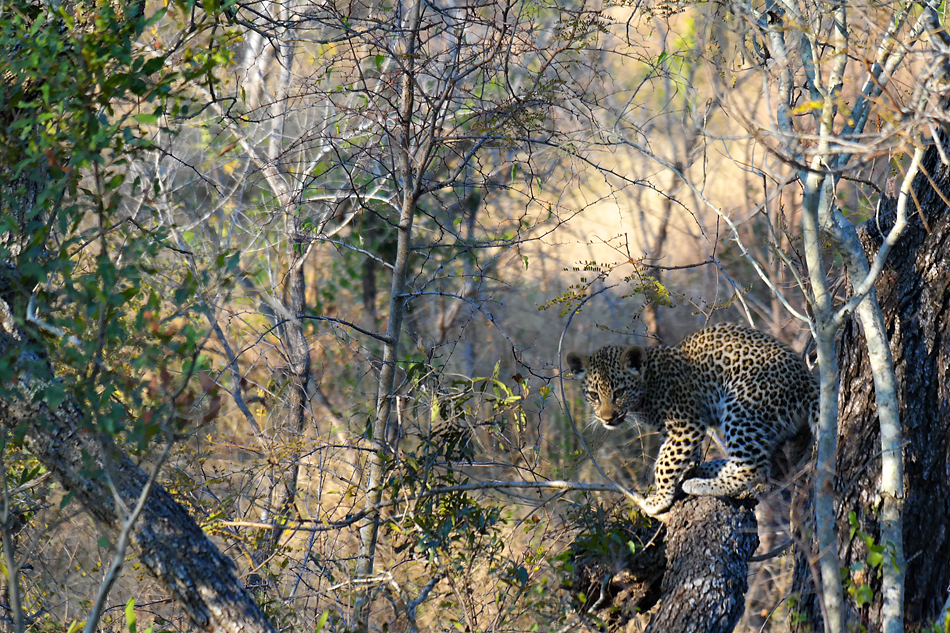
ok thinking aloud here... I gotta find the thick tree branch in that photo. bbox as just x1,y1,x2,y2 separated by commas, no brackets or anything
0,330,275,633
570,497,758,633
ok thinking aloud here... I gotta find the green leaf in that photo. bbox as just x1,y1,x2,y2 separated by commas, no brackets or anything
126,597,137,633
514,565,529,586
106,173,125,190
133,113,159,125
314,610,329,632
855,584,874,606
42,382,67,409
142,56,166,74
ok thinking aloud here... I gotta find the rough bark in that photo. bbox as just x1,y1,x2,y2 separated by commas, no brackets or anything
571,496,759,633
0,329,276,633
646,497,759,632
789,135,950,632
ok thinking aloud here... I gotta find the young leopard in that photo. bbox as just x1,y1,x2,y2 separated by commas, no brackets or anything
566,322,817,516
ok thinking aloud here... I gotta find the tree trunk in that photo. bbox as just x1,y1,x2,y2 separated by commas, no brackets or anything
646,498,759,633
790,134,950,632
0,326,276,633
260,243,312,553
571,496,758,633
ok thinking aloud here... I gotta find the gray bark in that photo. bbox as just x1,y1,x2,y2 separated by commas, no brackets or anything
646,498,758,633
571,496,758,633
0,327,276,633
790,131,950,632
354,0,425,627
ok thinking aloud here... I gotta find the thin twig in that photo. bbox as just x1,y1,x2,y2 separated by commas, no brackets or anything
749,538,793,562
219,479,625,532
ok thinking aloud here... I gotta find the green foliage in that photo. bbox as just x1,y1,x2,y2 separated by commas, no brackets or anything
386,368,525,564
539,260,614,315
555,497,659,628
562,499,651,566
360,358,583,629
539,258,673,317
843,511,901,609
125,597,155,633
926,610,950,633
0,0,236,625
1,0,237,448
784,594,809,626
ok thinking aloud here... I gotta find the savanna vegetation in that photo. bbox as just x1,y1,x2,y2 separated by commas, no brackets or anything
1,0,949,630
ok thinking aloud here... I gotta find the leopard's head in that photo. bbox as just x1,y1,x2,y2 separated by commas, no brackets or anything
566,345,647,429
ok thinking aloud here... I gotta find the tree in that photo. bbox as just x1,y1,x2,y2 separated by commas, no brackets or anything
584,0,950,629
547,0,950,630
788,125,950,633
160,0,623,628
568,496,760,633
0,0,277,630
7,0,950,626
3,0,638,629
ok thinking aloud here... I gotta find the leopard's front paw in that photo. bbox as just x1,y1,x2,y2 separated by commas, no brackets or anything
634,492,675,517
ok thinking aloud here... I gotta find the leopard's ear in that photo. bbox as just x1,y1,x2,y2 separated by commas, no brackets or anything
566,352,587,377
621,346,646,372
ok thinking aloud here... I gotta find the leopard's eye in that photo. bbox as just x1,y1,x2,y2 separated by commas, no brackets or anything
586,390,600,403
613,388,626,401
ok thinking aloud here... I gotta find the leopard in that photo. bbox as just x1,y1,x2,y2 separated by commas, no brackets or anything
566,322,817,516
